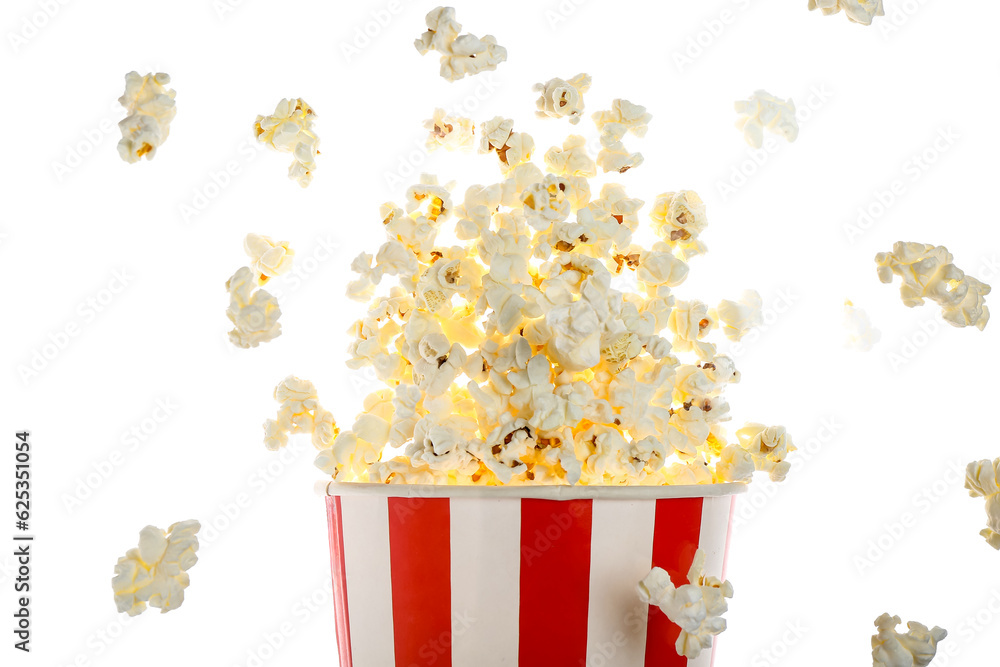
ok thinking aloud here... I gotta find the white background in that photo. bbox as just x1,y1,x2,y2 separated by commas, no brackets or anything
1,0,999,665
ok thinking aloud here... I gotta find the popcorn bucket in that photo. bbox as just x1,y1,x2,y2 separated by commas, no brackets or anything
321,482,745,667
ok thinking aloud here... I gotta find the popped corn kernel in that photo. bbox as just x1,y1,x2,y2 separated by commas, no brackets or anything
736,423,796,482
965,458,1000,550
424,108,475,152
225,266,281,348
734,90,798,149
244,234,294,285
414,7,506,82
117,72,176,163
112,520,200,616
875,241,991,330
638,549,734,659
544,135,597,178
480,117,534,172
809,0,885,25
264,375,339,451
592,99,651,174
844,299,881,351
650,190,709,259
871,613,947,667
254,98,319,187
533,73,592,125
714,291,763,342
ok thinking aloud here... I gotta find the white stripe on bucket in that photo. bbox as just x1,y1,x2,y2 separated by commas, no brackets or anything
340,495,395,667
688,495,734,667
450,497,521,666
585,499,657,667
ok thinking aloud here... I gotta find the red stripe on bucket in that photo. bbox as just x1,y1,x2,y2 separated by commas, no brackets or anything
518,498,593,666
644,497,705,666
387,497,452,667
326,496,353,667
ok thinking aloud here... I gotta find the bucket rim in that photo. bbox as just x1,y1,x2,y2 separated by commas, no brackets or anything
316,480,748,500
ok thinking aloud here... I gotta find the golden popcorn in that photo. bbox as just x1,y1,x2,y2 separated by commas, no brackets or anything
254,98,319,187
117,72,176,163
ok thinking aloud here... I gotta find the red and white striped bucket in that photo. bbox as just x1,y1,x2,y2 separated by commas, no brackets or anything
321,482,744,667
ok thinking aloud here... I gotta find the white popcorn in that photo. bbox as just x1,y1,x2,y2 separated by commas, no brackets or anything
965,458,1000,550
264,375,339,451
736,423,796,482
287,81,790,487
244,234,294,285
424,108,475,152
254,98,319,187
871,613,947,667
876,241,991,330
809,0,885,25
414,7,506,81
715,291,763,342
225,267,281,348
533,73,592,125
650,190,709,259
117,72,176,163
734,90,799,150
112,520,200,616
638,549,733,659
843,299,881,352
592,99,651,174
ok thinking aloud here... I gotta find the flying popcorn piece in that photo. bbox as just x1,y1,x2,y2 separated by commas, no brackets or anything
592,99,652,174
424,108,475,152
414,6,507,82
638,549,734,659
117,72,176,163
965,458,1000,550
875,242,991,330
734,90,798,150
650,190,709,259
844,299,881,352
715,291,763,342
244,234,294,285
736,423,796,482
254,98,319,187
871,613,947,667
112,520,200,616
809,0,885,25
264,375,339,451
479,117,534,173
225,266,281,348
533,73,592,125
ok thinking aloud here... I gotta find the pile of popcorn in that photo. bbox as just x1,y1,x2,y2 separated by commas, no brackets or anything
264,78,794,487
876,242,991,330
638,550,734,659
117,72,177,164
111,520,201,616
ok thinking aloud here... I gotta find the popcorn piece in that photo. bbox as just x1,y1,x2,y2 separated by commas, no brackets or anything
734,90,798,150
650,190,709,259
480,117,534,173
254,98,319,187
117,72,176,163
533,73,592,125
715,291,763,342
592,99,651,174
844,299,881,352
414,7,507,82
225,266,281,348
112,520,200,616
736,423,796,482
876,242,991,330
424,108,475,152
544,135,597,178
809,0,885,25
965,458,1000,550
871,613,947,667
638,549,733,659
244,234,294,285
264,375,339,451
